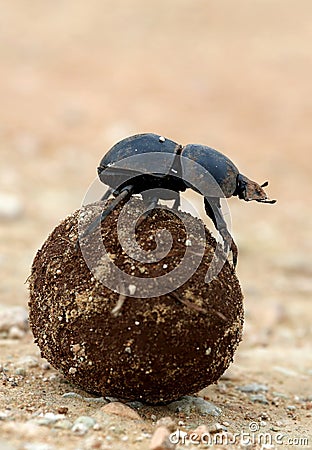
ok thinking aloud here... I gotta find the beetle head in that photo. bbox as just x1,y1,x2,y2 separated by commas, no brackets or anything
236,174,276,204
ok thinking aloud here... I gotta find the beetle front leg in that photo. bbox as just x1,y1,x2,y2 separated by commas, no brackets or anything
204,197,238,268
100,188,114,201
76,185,134,247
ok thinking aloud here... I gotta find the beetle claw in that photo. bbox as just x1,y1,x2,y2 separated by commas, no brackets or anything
230,240,238,268
220,233,238,269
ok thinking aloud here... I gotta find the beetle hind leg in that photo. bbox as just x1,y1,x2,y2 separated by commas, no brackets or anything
204,197,238,268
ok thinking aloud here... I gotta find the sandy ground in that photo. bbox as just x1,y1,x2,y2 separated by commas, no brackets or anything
0,1,311,449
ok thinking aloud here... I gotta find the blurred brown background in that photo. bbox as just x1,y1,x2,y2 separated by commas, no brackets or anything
0,0,311,362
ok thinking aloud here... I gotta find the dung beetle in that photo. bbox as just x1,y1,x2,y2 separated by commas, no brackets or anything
80,133,276,267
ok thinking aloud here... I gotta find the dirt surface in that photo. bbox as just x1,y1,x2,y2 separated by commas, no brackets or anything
0,1,311,449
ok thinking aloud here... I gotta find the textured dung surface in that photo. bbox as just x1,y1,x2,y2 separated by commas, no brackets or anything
29,198,244,404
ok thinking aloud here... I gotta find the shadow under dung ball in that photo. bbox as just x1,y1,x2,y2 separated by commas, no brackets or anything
29,198,244,404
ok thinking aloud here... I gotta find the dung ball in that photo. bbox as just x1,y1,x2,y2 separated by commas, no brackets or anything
29,198,244,404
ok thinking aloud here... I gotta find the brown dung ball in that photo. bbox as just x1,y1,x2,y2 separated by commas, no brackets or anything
29,198,244,404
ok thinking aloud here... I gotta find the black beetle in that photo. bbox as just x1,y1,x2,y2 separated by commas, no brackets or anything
80,133,276,267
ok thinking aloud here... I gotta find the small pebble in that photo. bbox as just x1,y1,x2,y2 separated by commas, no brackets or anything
237,383,268,393
41,362,51,370
156,417,176,432
208,422,227,434
54,419,72,430
17,355,39,368
62,392,83,399
149,426,174,450
275,421,285,427
72,416,96,434
272,392,289,399
0,306,28,333
62,392,107,404
15,367,26,376
126,401,143,409
286,405,296,411
250,394,269,405
84,397,107,404
104,396,119,402
168,396,222,416
0,411,9,420
8,326,25,339
34,412,65,426
0,193,23,220
101,402,141,420
259,411,269,420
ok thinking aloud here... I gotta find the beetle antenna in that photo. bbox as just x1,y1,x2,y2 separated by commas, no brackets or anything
261,181,269,188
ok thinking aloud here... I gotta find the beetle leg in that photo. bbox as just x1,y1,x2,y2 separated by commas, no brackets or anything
100,188,114,201
172,192,181,211
204,197,238,268
136,193,159,228
77,185,134,246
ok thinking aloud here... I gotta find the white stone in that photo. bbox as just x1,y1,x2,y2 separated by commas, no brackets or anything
0,193,23,219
